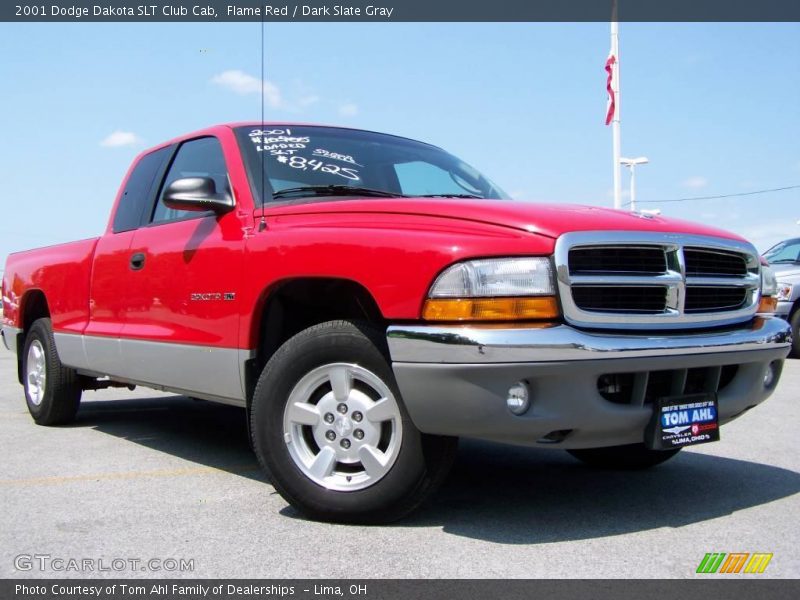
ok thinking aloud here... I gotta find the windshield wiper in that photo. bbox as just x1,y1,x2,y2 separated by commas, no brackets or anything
272,185,407,199
766,259,800,264
418,193,484,199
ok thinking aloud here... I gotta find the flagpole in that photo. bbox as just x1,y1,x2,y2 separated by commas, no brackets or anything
611,1,622,210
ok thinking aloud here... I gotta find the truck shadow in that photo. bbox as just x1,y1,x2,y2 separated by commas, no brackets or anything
77,396,264,483
407,439,800,543
77,396,800,544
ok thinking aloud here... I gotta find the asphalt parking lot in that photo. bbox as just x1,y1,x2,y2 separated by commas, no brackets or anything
0,350,797,579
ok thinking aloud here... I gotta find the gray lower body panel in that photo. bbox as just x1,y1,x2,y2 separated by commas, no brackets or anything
53,333,251,406
388,318,792,449
1,325,21,355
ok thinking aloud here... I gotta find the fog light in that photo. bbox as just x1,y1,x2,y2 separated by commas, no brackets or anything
764,362,777,388
506,381,530,415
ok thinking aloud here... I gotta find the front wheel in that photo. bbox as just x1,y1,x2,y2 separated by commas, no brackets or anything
567,443,681,470
250,320,457,524
789,309,800,358
22,318,82,425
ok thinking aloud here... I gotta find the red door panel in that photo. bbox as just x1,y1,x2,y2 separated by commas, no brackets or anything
122,213,245,347
85,232,137,337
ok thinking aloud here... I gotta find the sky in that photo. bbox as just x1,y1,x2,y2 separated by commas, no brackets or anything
1,21,799,265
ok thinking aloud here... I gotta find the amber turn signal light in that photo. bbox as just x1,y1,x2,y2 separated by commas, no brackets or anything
422,296,560,322
758,296,778,313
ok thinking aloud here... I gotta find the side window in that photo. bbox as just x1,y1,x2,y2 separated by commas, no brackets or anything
393,161,482,197
152,137,230,224
112,147,170,233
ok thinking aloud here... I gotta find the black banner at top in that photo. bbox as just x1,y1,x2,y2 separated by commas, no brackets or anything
4,0,800,22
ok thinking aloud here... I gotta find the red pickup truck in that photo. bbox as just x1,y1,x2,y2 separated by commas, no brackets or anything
2,123,792,523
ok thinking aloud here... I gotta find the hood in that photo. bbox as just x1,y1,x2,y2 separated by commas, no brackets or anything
770,263,800,279
269,198,747,241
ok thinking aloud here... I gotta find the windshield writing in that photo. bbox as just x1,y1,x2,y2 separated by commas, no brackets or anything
236,126,508,203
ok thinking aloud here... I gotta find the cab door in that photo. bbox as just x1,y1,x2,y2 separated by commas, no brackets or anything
83,146,171,373
120,136,248,402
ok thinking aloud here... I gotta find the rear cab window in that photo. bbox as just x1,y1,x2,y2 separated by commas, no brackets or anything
112,147,171,233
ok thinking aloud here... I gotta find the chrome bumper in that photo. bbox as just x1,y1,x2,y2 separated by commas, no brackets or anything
387,316,792,364
386,317,792,449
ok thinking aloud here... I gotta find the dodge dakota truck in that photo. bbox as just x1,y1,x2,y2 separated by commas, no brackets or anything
2,123,793,523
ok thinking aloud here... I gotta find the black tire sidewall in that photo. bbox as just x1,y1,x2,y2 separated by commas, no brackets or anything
790,309,800,357
251,321,431,522
22,318,80,425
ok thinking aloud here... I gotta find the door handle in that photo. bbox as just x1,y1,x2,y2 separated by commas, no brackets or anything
129,253,146,271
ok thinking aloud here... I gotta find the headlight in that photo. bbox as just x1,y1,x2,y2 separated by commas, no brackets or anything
761,265,778,297
428,257,555,298
423,257,560,321
776,283,793,302
758,265,778,313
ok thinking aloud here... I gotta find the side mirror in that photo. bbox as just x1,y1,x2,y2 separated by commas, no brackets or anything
162,177,234,214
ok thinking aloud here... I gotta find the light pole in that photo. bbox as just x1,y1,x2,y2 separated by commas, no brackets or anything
619,156,649,211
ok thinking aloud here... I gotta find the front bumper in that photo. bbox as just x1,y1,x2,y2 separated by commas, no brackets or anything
387,317,792,449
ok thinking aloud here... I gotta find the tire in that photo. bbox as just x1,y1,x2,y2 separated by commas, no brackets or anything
22,318,82,426
790,309,800,358
567,443,680,470
250,320,458,524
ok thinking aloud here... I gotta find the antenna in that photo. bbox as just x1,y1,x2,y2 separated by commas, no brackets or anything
258,11,267,232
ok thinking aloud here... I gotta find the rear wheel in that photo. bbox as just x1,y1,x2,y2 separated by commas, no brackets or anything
567,443,680,470
250,320,457,523
22,318,82,425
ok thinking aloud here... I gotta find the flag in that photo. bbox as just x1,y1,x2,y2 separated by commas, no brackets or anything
605,53,617,125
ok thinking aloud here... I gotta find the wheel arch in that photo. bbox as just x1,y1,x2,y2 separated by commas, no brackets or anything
245,277,386,405
16,289,51,384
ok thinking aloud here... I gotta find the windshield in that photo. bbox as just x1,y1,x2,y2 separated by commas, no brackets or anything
763,238,800,264
235,125,509,204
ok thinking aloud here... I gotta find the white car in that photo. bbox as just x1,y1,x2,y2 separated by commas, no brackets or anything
764,237,800,357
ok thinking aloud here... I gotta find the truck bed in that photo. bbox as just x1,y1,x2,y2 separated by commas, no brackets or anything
2,238,99,334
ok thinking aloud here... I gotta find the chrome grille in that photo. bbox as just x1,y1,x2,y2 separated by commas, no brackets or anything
569,247,666,275
571,286,667,313
685,287,748,313
684,247,748,277
554,232,761,330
